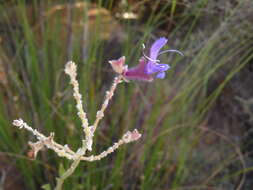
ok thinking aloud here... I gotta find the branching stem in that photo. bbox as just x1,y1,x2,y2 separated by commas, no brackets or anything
12,62,141,190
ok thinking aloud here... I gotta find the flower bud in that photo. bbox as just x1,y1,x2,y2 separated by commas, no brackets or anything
109,56,127,74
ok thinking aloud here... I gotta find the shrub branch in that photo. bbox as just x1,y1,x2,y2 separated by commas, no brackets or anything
12,61,141,190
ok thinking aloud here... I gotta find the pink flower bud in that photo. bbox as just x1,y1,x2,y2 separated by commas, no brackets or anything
130,129,142,141
109,56,127,74
123,129,142,143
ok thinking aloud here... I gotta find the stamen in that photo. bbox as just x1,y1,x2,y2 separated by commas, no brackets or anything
142,43,160,63
158,49,184,56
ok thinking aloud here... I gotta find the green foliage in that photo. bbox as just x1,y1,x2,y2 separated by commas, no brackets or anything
0,0,252,189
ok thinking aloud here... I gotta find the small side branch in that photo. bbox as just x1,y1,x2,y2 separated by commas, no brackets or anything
93,76,123,132
65,61,91,150
13,119,75,159
13,119,141,162
81,129,141,161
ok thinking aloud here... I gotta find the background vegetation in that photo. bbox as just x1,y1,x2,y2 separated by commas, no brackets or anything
0,0,253,189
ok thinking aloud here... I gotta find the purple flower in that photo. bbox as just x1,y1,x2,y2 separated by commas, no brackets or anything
108,37,183,82
122,37,183,82
146,37,170,79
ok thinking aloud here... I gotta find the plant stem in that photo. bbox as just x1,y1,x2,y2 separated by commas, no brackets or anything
54,158,81,190
93,75,123,132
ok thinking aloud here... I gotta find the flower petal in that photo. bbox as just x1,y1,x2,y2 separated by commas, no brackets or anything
147,63,170,74
146,38,168,74
155,64,170,72
149,37,168,60
156,72,166,79
123,58,153,82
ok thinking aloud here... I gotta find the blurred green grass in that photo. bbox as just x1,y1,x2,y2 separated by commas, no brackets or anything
0,0,253,189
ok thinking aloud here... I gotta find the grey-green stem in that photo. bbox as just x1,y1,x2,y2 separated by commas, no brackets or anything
54,157,82,190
